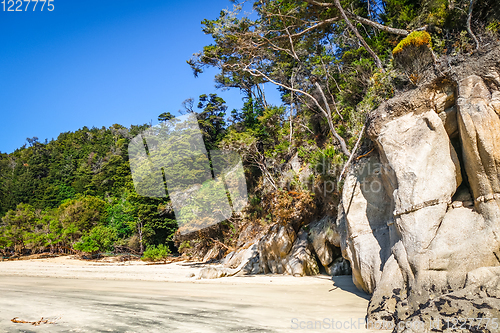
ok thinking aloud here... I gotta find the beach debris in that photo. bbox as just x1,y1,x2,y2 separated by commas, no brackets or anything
11,317,58,326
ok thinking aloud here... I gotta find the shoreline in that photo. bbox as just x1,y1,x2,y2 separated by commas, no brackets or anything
0,255,338,285
0,256,379,332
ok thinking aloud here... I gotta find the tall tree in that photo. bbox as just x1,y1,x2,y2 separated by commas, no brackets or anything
196,94,228,150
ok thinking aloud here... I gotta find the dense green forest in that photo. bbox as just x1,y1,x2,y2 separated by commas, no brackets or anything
1,0,498,258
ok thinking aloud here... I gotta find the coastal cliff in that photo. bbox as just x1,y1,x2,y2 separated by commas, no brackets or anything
339,46,500,331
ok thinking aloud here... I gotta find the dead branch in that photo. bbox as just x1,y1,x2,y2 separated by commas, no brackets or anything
356,148,374,160
338,123,366,184
209,238,230,251
319,56,344,120
314,81,351,156
467,0,480,50
240,66,351,156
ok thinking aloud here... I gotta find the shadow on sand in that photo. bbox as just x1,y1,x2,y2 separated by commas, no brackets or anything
329,275,371,300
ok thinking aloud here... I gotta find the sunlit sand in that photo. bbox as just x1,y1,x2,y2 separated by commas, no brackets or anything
0,257,379,332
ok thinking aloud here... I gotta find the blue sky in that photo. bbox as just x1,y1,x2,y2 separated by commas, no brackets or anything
0,0,280,153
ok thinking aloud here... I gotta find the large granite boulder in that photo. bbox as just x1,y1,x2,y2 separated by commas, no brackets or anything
284,229,320,276
198,223,321,279
337,47,500,329
258,223,297,274
338,154,393,294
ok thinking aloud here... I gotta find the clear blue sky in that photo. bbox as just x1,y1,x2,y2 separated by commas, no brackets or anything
0,0,280,153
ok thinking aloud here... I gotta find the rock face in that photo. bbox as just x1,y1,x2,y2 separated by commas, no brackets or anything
258,223,298,274
401,267,500,333
198,219,351,279
308,216,351,276
337,47,500,330
338,154,393,294
284,229,320,276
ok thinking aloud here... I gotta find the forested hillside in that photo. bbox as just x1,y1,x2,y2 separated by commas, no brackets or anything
0,123,174,255
1,0,499,258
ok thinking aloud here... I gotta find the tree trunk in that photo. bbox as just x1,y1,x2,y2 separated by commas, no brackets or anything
138,219,144,254
315,82,351,156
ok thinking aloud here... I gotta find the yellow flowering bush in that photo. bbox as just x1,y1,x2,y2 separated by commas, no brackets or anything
393,31,432,56
392,31,434,85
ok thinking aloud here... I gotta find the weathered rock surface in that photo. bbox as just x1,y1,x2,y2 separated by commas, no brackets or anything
397,267,500,333
307,216,350,275
198,243,261,279
338,154,392,294
258,223,297,274
198,219,348,279
337,46,500,329
284,229,320,276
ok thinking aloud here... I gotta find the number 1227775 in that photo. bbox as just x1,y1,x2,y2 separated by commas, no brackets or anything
2,0,54,12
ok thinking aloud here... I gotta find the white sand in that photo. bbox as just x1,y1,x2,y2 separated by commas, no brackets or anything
0,256,334,284
0,257,381,332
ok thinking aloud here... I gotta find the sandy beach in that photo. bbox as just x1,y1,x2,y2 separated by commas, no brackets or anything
0,256,380,332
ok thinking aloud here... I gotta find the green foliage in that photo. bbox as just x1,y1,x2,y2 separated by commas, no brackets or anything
141,244,171,263
178,241,192,251
196,93,228,150
230,95,265,133
74,225,117,254
0,123,178,256
106,194,135,239
486,20,500,33
309,145,345,179
357,70,396,115
59,195,108,233
158,112,174,123
1,203,37,254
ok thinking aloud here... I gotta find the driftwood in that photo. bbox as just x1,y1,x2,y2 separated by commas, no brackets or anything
113,245,141,256
11,317,58,326
145,256,184,265
209,238,230,251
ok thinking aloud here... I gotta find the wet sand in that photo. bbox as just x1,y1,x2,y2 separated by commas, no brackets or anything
0,257,379,332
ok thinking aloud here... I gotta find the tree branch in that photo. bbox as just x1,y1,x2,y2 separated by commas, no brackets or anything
243,66,351,156
467,0,480,50
332,0,384,71
314,81,350,156
304,0,334,7
346,12,409,36
303,0,426,37
278,8,300,61
338,123,366,184
319,56,344,120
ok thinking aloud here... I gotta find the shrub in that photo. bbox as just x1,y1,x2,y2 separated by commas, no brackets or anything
486,20,500,34
393,31,434,85
178,241,192,251
58,195,109,235
393,31,432,55
74,225,117,255
141,244,171,263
